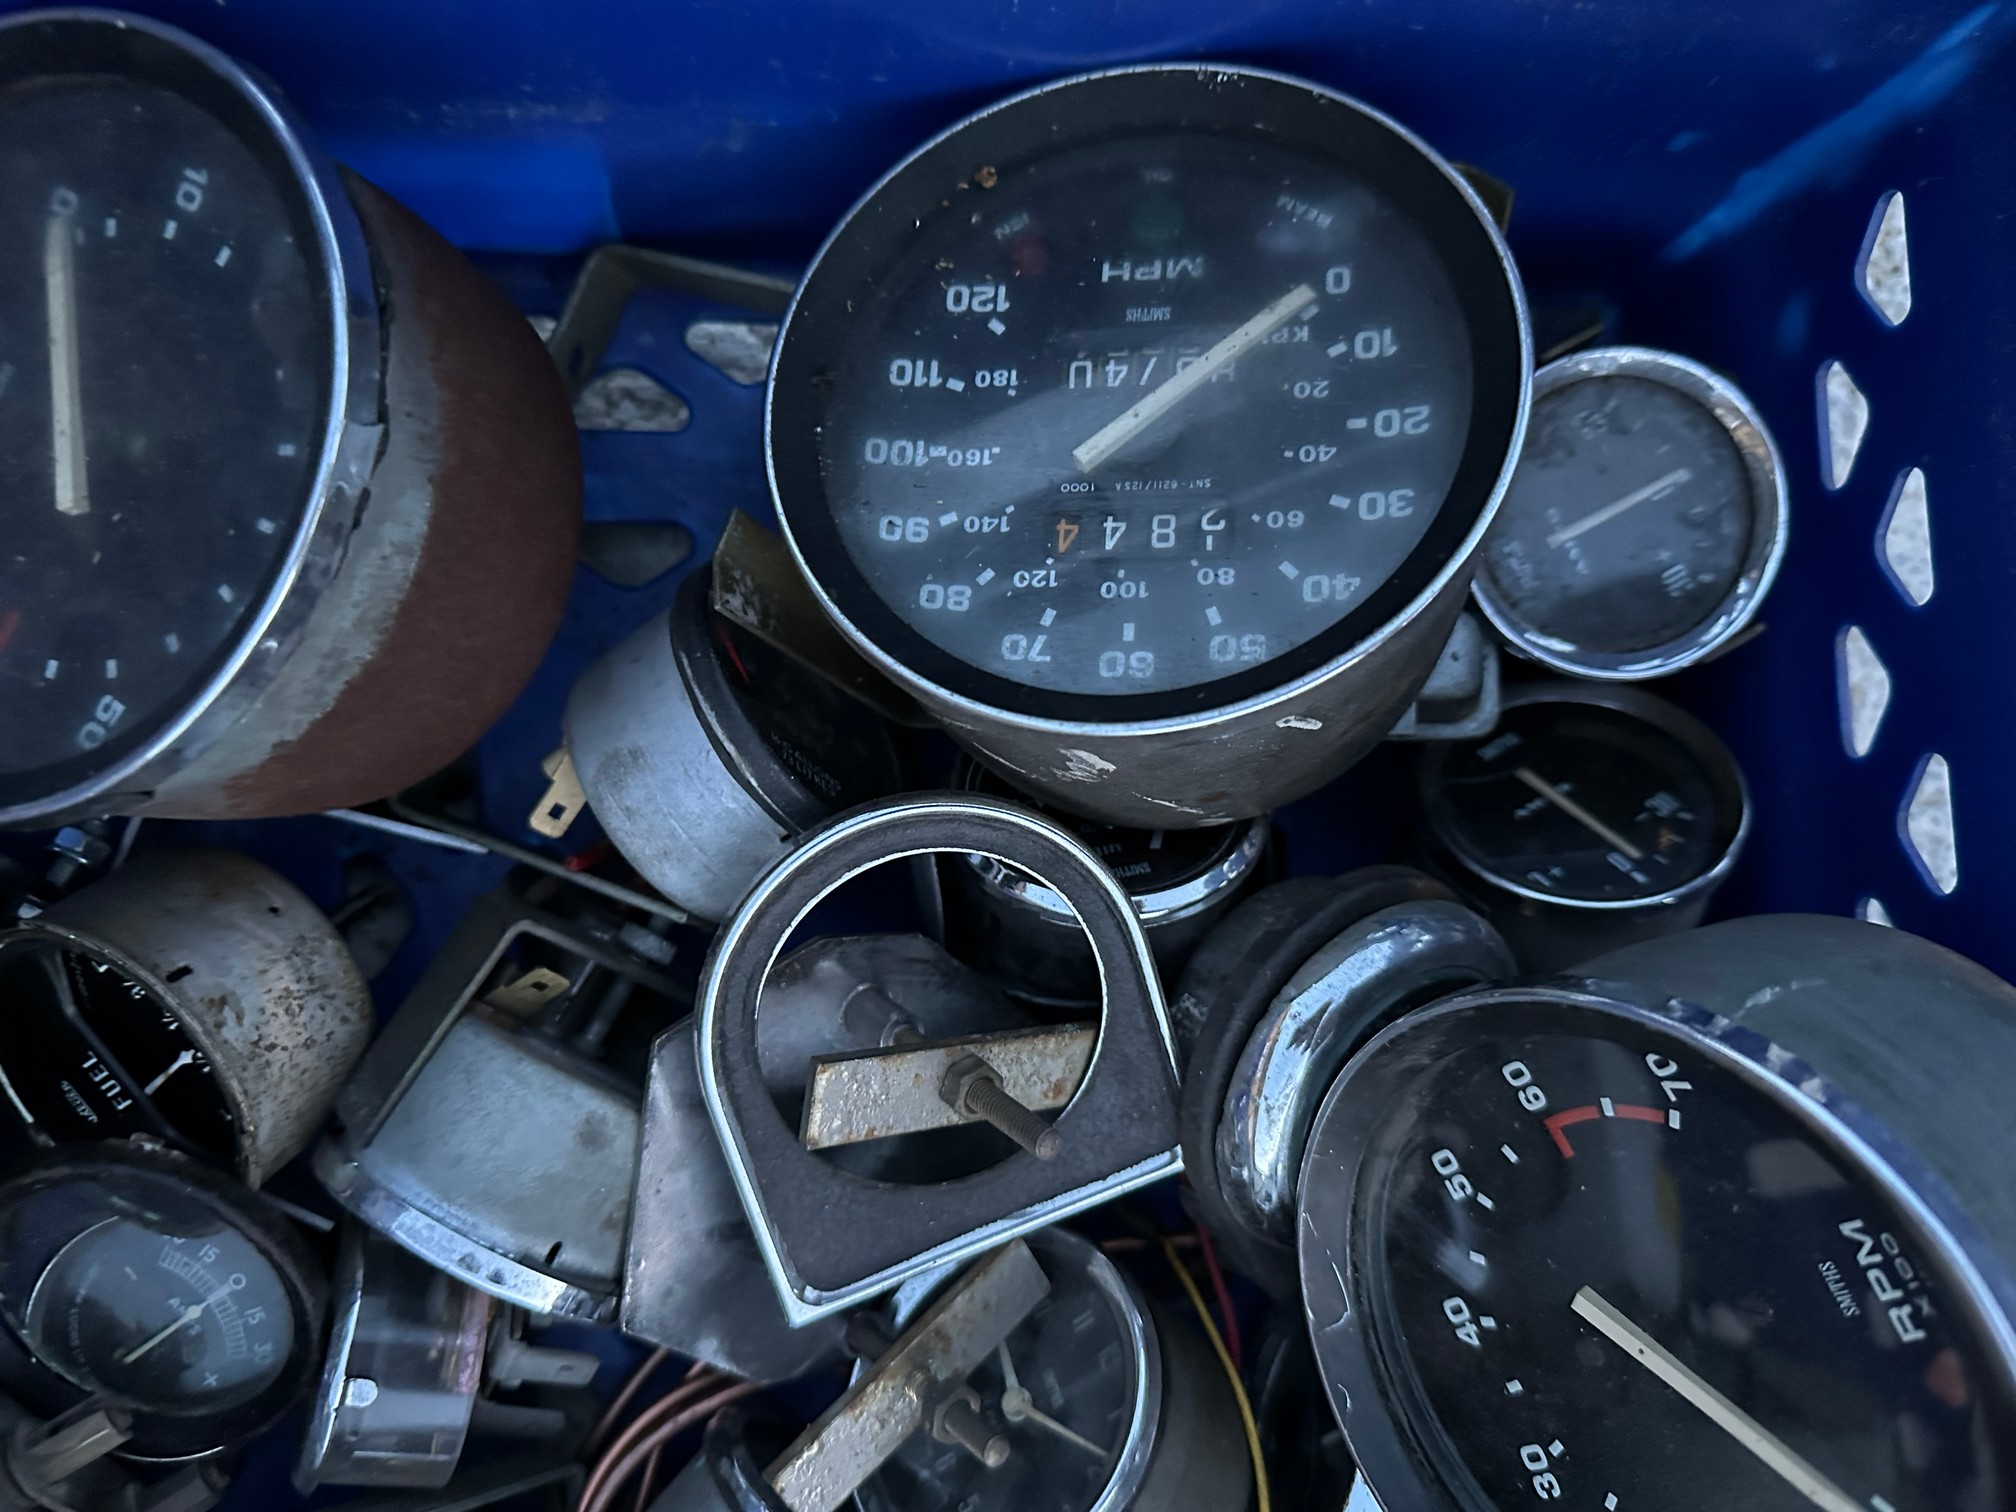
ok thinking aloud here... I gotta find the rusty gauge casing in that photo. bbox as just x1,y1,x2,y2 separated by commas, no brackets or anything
0,848,372,1186
0,11,579,827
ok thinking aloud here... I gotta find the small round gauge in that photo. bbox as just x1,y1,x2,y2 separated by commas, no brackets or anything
1473,347,1787,679
0,1141,323,1457
1298,919,2016,1512
771,64,1530,827
941,757,1269,1005
0,11,578,827
854,1227,1248,1512
1417,683,1747,970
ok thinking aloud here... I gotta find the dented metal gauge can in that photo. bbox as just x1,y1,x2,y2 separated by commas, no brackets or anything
0,11,579,827
0,848,373,1186
1298,917,2016,1512
319,885,684,1322
562,566,905,922
939,757,1268,1006
767,64,1532,828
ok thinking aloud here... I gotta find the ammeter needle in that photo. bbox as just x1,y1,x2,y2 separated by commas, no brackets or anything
1514,767,1643,860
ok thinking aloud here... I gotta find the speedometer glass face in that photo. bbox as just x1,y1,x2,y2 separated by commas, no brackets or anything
817,134,1472,698
1349,1002,2012,1512
773,67,1527,723
0,36,330,810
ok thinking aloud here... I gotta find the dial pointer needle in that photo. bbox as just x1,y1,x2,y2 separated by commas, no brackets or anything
1572,1287,1862,1512
998,1342,1106,1457
1544,466,1691,548
45,213,90,518
120,1302,206,1366
1514,767,1644,860
1071,283,1315,474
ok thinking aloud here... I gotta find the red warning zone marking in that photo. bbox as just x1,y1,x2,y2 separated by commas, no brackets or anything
1545,1102,1667,1157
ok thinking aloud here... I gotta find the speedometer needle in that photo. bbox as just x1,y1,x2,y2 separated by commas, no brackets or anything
1572,1287,1862,1512
1070,282,1316,474
44,212,90,519
1514,767,1644,861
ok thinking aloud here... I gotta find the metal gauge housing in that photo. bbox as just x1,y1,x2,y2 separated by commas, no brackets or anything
1473,347,1788,680
564,566,906,922
0,849,372,1186
853,1227,1250,1512
0,1140,324,1459
940,757,1269,1006
769,64,1530,828
1297,916,2016,1512
1417,682,1749,972
0,10,579,827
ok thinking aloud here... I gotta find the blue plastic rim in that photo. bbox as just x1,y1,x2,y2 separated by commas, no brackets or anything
5,0,2015,1502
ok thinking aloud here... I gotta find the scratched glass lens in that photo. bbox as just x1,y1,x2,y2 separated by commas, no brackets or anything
1373,1018,2009,1512
1434,701,1722,902
817,132,1474,695
0,75,325,800
1480,376,1751,655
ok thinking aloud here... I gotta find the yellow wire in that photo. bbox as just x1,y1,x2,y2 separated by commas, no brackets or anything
1160,1236,1272,1512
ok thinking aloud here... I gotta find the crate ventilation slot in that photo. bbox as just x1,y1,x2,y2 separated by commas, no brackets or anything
574,367,692,432
1837,626,1891,758
1879,467,1934,606
1856,897,1894,927
1820,360,1869,489
1857,191,1912,327
1902,753,1958,895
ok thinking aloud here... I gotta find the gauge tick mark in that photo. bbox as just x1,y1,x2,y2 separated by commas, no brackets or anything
1206,606,1222,626
1500,1143,1520,1163
162,218,177,240
1505,1379,1524,1396
987,317,1006,335
1279,561,1300,580
215,245,232,267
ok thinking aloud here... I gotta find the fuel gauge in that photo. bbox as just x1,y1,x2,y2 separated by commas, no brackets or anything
1417,683,1748,970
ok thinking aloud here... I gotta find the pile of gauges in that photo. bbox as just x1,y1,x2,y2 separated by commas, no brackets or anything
3,17,2010,1512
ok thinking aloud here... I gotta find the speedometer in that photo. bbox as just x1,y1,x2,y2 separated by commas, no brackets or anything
770,65,1529,826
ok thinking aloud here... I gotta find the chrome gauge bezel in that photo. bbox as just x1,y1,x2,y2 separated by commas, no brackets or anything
1472,346,1788,682
0,8,380,827
767,61,1531,730
1295,986,2016,1512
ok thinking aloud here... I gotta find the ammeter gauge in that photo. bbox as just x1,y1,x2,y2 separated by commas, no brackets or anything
0,1140,323,1459
769,64,1530,827
1299,916,2016,1512
0,10,578,826
1473,347,1787,679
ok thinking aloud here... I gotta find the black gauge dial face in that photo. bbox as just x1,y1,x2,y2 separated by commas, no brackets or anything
772,70,1529,724
857,1248,1142,1512
1356,1005,2012,1512
0,68,330,808
19,1210,296,1414
0,938,235,1158
960,761,1244,898
1480,376,1753,656
1429,700,1736,903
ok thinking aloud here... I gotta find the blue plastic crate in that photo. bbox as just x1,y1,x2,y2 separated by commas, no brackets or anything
7,0,2014,1504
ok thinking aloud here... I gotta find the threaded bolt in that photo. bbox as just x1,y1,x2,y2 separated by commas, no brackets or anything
932,1388,1011,1468
941,1055,1061,1160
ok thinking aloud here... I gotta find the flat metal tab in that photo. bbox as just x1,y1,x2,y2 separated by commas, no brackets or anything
765,1240,1049,1512
802,1025,1094,1150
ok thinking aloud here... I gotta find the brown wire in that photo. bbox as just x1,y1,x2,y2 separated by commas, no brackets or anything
631,1443,665,1512
579,1372,724,1511
585,1347,676,1457
580,1380,762,1512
